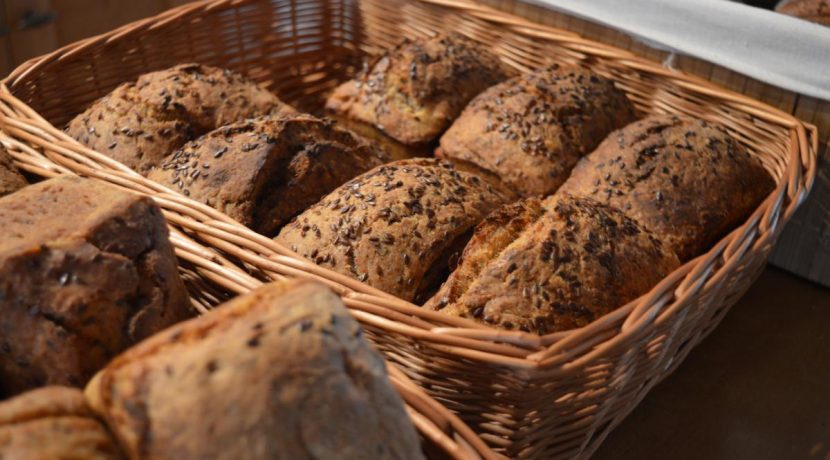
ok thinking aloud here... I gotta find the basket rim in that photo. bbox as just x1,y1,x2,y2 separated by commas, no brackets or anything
0,0,818,372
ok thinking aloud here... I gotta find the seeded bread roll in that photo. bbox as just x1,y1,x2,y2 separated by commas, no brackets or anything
0,176,193,396
276,158,512,301
0,386,123,459
777,0,830,25
437,65,637,197
85,280,424,460
560,115,775,261
148,114,389,236
326,33,517,146
0,147,27,198
67,63,294,175
426,193,680,334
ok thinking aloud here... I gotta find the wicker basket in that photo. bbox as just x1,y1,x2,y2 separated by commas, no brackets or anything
0,0,817,458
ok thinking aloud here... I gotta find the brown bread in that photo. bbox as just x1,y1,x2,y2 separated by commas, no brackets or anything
427,193,680,334
438,65,637,197
66,63,294,175
0,386,123,459
0,147,27,198
560,114,775,260
326,33,517,146
85,280,424,460
148,114,389,236
0,176,193,396
276,158,512,301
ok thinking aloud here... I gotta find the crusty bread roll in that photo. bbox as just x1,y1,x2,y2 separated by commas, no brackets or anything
276,158,512,301
326,33,516,147
0,386,123,459
426,193,680,334
438,65,637,197
0,176,192,396
85,280,424,460
560,114,775,260
148,114,389,236
67,63,294,175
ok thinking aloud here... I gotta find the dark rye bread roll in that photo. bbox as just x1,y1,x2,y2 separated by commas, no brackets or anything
777,0,830,26
0,386,123,459
85,280,424,460
326,33,517,146
426,193,680,334
0,147,27,198
560,115,775,261
276,158,512,301
66,63,294,175
438,65,637,197
0,176,192,396
148,114,389,236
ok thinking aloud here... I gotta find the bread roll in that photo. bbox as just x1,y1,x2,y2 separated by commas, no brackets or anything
67,63,294,175
560,114,775,260
0,147,27,198
426,193,680,334
0,176,192,396
0,386,123,459
438,65,637,197
148,114,389,236
85,280,424,460
276,158,512,301
326,33,516,146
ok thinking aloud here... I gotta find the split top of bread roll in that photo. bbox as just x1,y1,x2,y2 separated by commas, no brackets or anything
148,114,389,236
67,63,294,175
427,193,681,334
560,114,775,261
85,280,424,460
276,158,512,301
326,33,517,145
0,386,123,459
0,176,192,397
438,65,637,197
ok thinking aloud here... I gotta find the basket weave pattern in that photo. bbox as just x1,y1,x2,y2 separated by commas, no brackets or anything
0,0,817,458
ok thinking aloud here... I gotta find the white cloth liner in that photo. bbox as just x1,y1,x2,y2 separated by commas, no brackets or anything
523,0,830,101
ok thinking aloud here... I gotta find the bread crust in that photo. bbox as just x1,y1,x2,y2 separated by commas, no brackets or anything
148,114,389,236
560,114,775,260
438,65,637,197
67,63,294,175
85,280,423,460
276,158,511,301
0,386,123,459
326,33,516,145
0,176,192,396
428,193,680,334
0,147,27,198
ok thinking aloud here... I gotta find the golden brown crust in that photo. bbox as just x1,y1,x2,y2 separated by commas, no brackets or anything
429,193,680,334
438,65,637,197
0,386,123,460
66,63,294,175
0,176,193,396
0,147,27,198
148,114,389,236
559,114,775,261
85,280,423,460
326,33,517,145
276,158,511,301
777,0,830,25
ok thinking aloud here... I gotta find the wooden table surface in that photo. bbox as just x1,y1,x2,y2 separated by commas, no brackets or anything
594,266,830,460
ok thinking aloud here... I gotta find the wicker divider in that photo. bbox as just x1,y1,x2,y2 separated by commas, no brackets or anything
0,0,817,458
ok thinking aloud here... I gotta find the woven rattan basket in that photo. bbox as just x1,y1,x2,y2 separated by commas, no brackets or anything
0,0,817,458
